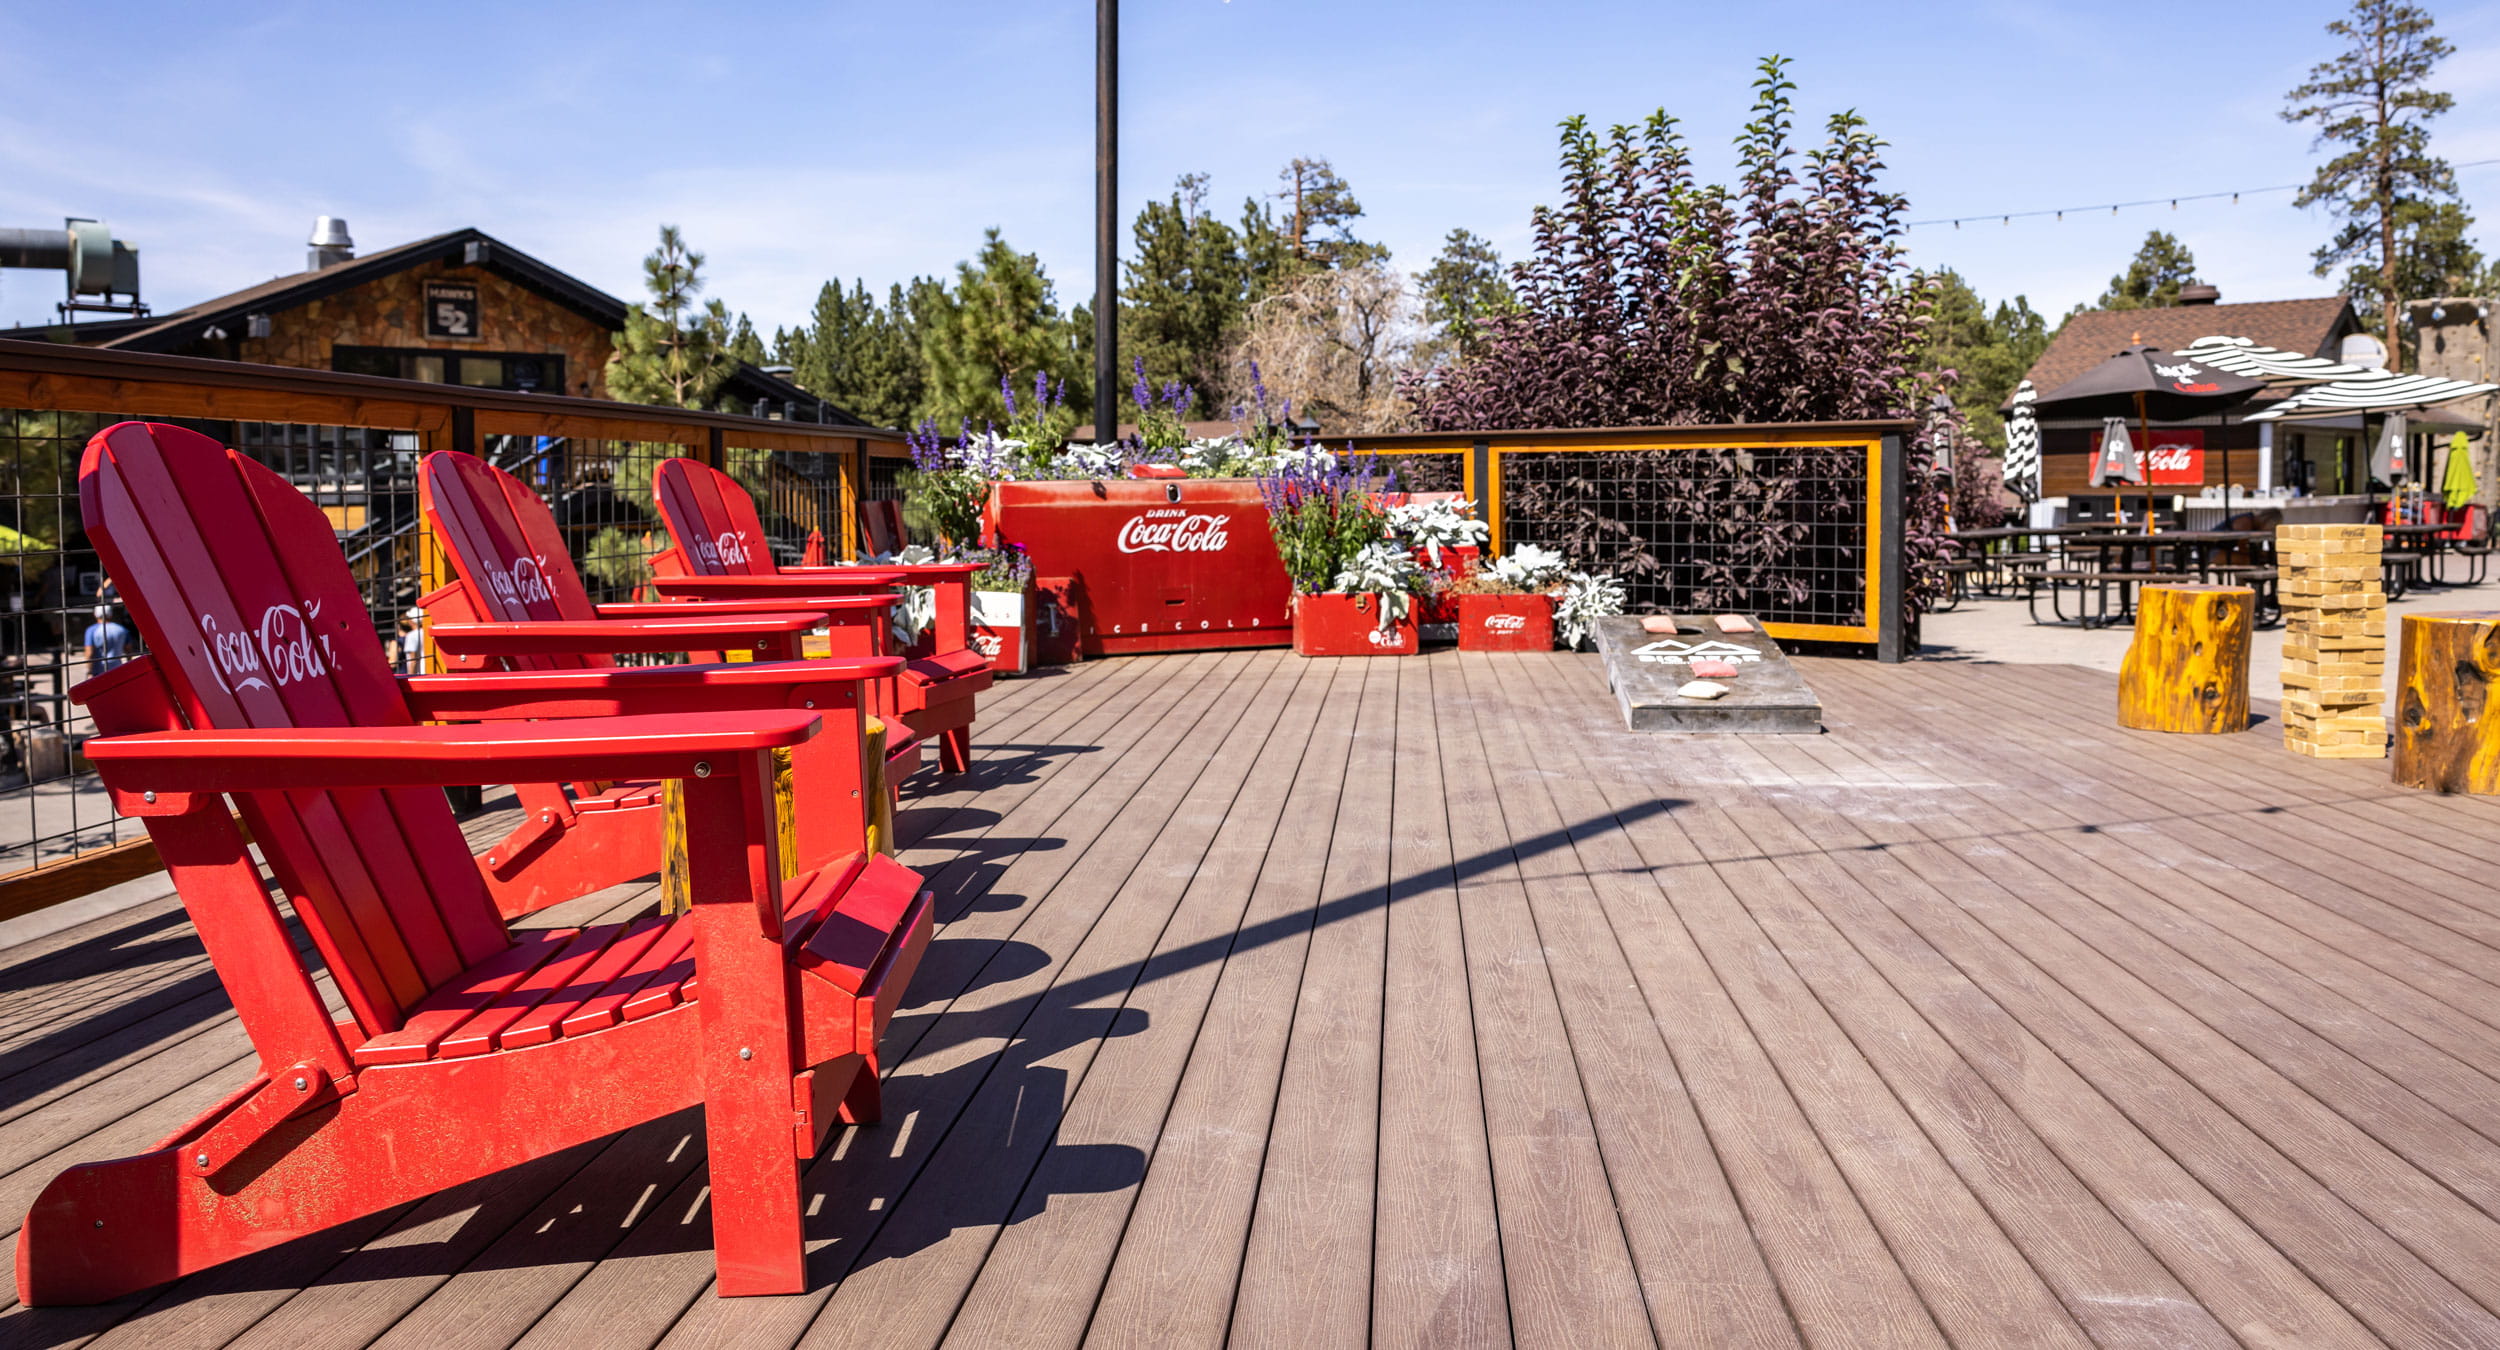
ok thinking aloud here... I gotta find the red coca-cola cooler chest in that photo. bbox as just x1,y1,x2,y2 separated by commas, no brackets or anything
987,478,1293,659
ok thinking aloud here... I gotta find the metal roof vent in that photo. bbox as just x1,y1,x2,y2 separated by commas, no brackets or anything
307,216,354,271
2177,283,2220,305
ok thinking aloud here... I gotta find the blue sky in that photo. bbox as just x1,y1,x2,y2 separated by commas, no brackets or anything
4,0,2497,337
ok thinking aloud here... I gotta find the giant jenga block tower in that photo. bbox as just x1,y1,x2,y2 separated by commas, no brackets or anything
2276,523,2387,758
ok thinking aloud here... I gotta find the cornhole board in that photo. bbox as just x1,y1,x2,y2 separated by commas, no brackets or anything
1592,615,1824,733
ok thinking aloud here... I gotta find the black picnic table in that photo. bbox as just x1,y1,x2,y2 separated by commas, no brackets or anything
2028,530,2277,628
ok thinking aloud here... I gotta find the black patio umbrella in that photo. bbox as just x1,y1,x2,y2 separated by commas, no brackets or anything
2032,344,2266,532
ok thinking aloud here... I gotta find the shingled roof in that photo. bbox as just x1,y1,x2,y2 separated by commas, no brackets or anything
2022,295,2359,398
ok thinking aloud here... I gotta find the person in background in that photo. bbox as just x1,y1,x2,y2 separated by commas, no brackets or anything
81,606,131,674
397,607,426,674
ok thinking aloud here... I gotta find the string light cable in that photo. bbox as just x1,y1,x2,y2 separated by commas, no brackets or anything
1906,157,2500,230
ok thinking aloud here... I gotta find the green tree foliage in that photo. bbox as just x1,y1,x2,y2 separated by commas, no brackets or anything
1419,228,1516,360
606,225,736,409
1121,174,1260,412
1919,270,2051,449
1276,157,1384,269
2094,230,2201,310
920,229,1086,428
2283,0,2457,369
727,312,766,367
2337,199,2497,335
780,279,931,428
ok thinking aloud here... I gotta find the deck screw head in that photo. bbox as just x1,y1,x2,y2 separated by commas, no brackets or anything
142,791,156,804
693,762,712,778
739,1047,753,1060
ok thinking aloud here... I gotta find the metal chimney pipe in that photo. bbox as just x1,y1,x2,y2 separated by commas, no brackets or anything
307,216,354,271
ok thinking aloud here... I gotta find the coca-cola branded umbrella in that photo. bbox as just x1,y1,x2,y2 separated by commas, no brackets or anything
2032,344,2265,531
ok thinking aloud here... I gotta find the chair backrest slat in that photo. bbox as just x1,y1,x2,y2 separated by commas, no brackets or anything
654,459,775,577
420,453,613,673
82,423,510,1033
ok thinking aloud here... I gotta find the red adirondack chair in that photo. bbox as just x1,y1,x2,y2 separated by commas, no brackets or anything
649,457,990,773
419,450,910,916
22,421,933,1304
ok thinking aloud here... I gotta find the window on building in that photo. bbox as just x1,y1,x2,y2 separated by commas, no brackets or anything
333,346,562,393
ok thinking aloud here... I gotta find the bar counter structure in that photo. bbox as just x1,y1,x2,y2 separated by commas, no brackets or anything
2276,523,2388,759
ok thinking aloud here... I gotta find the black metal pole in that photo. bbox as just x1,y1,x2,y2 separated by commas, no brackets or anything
1094,0,1118,444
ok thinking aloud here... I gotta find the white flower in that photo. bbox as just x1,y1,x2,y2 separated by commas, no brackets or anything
1488,544,1570,591
1180,435,1250,476
953,433,1024,479
1555,570,1625,648
1056,442,1128,479
1385,499,1490,567
1265,444,1337,475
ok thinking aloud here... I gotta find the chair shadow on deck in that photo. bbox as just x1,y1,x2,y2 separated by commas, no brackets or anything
0,783,1681,1337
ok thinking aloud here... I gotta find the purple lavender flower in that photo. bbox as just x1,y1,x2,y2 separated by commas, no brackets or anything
1000,374,1018,419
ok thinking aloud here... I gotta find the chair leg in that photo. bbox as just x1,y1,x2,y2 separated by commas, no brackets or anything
691,904,807,1297
838,1050,885,1125
938,726,971,775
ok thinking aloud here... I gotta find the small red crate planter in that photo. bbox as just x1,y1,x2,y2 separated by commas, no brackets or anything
1456,593,1556,652
1292,593,1419,656
970,586,1034,675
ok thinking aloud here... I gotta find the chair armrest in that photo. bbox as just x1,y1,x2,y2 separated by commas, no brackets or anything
787,562,984,582
398,659,901,722
430,612,820,656
650,574,904,601
595,597,894,621
86,711,821,794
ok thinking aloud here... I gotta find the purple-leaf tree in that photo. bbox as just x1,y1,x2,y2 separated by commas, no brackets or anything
1403,56,1951,623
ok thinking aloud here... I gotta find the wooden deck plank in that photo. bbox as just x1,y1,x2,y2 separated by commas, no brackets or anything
797,653,1313,1346
1504,658,2098,1348
1368,658,1510,1350
1815,664,2500,1178
1450,653,1799,1349
633,652,1279,1348
935,659,1339,1349
940,660,1340,1340
1422,656,1649,1349
1077,662,1363,1350
15,652,2500,1349
1226,660,1400,1350
1755,662,2498,1346
1486,661,1947,1348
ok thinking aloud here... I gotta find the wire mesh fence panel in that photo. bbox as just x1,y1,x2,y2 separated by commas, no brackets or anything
0,410,438,874
1496,442,1872,629
1343,449,1465,495
474,435,690,608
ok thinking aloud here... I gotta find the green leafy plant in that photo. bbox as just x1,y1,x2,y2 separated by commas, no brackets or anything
1256,454,1390,595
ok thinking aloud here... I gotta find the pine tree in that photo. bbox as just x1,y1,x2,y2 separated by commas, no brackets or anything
1275,157,1384,269
727,313,767,368
1120,174,1255,412
919,229,1082,428
1920,269,2051,448
606,225,736,409
1419,228,1515,360
2339,200,2493,336
2094,231,2201,310
2283,0,2458,371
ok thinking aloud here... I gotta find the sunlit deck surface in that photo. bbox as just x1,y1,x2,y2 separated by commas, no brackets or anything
5,648,2500,1348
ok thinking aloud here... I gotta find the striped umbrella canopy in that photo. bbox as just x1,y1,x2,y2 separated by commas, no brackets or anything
2248,370,2500,420
2001,380,2042,498
2174,335,2378,384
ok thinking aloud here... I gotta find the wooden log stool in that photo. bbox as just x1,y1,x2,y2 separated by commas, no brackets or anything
2392,611,2500,794
2119,584,2253,734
